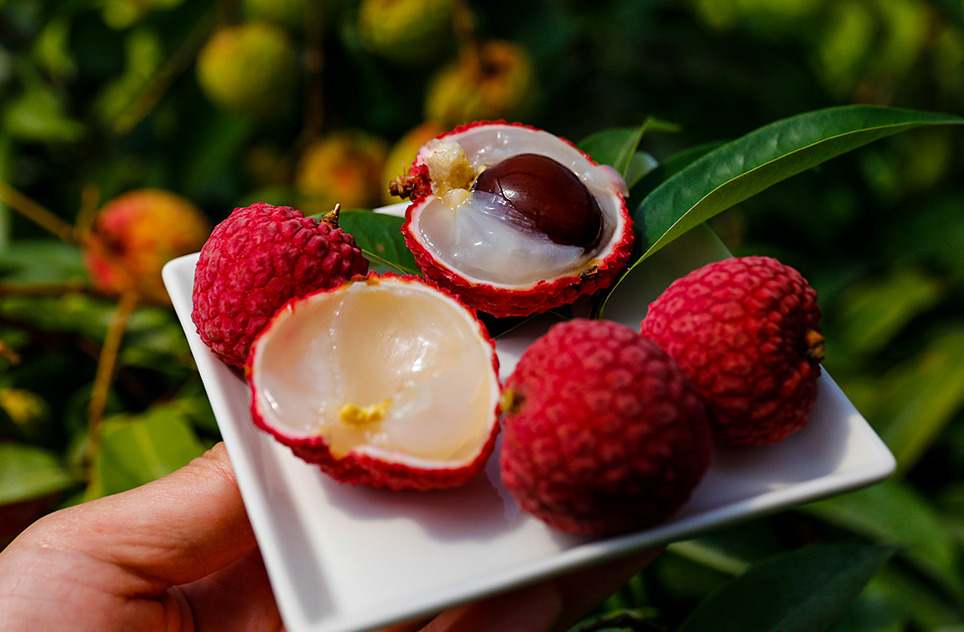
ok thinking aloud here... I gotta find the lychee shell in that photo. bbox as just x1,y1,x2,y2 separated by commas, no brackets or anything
191,202,369,369
500,319,712,536
641,256,823,446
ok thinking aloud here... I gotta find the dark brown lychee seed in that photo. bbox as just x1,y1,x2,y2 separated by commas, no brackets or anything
472,153,603,251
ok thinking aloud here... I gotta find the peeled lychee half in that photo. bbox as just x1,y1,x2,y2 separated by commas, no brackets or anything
191,202,369,369
641,256,824,447
500,319,712,536
395,121,634,318
248,273,501,490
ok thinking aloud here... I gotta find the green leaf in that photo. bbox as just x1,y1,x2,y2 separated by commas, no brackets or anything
870,329,964,473
578,118,677,186
579,125,645,179
803,480,964,599
94,406,206,498
0,238,86,283
676,543,896,632
635,105,964,261
828,267,946,357
338,209,419,274
866,565,963,631
1,87,85,143
0,443,76,505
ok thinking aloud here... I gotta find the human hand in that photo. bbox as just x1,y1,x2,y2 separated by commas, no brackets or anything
0,442,659,632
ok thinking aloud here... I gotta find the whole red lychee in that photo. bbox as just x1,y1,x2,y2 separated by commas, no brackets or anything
84,188,211,305
191,202,369,369
500,318,712,536
640,256,824,447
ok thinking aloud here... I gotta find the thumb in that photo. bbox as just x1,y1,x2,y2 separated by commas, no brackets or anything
38,441,257,590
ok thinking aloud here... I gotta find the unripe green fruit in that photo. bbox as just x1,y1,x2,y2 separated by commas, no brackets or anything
425,40,535,128
358,0,455,67
196,21,297,119
296,130,388,214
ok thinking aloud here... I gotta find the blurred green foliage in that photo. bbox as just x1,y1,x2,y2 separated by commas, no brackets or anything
2,0,964,630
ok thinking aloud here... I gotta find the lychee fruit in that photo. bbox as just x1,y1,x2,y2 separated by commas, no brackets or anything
83,188,211,305
196,21,297,120
500,318,712,536
425,40,535,129
357,0,456,67
248,273,501,490
296,130,388,214
640,256,824,446
395,121,633,318
191,202,369,369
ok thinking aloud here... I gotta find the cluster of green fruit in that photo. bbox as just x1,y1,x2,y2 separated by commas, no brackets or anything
193,0,536,216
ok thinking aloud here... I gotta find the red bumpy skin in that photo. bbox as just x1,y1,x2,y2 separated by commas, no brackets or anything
500,319,712,536
640,256,824,447
191,202,369,368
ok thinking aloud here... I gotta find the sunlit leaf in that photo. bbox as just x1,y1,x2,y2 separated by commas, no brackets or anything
0,443,76,505
95,406,206,497
676,543,895,632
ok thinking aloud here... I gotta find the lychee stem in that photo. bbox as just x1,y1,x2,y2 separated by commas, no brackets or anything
321,203,341,228
85,290,139,476
0,181,78,244
805,329,826,363
499,389,523,415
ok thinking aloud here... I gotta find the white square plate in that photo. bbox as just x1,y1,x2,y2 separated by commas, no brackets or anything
163,210,895,632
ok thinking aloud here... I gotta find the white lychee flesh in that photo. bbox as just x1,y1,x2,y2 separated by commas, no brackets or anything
409,124,629,289
249,275,501,469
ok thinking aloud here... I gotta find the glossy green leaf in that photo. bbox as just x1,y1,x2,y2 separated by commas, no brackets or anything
0,443,76,505
578,118,675,187
338,209,419,274
95,406,206,498
676,543,895,632
579,125,643,175
803,480,964,599
634,106,964,261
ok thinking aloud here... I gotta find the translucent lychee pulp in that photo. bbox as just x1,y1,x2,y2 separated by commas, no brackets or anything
252,279,498,463
411,126,627,287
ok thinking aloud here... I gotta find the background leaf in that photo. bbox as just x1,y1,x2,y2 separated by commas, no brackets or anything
93,406,206,498
802,481,964,600
676,543,896,632
0,442,76,505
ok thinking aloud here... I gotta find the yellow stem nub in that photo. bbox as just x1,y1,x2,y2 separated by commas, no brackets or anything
805,329,826,363
339,399,392,427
